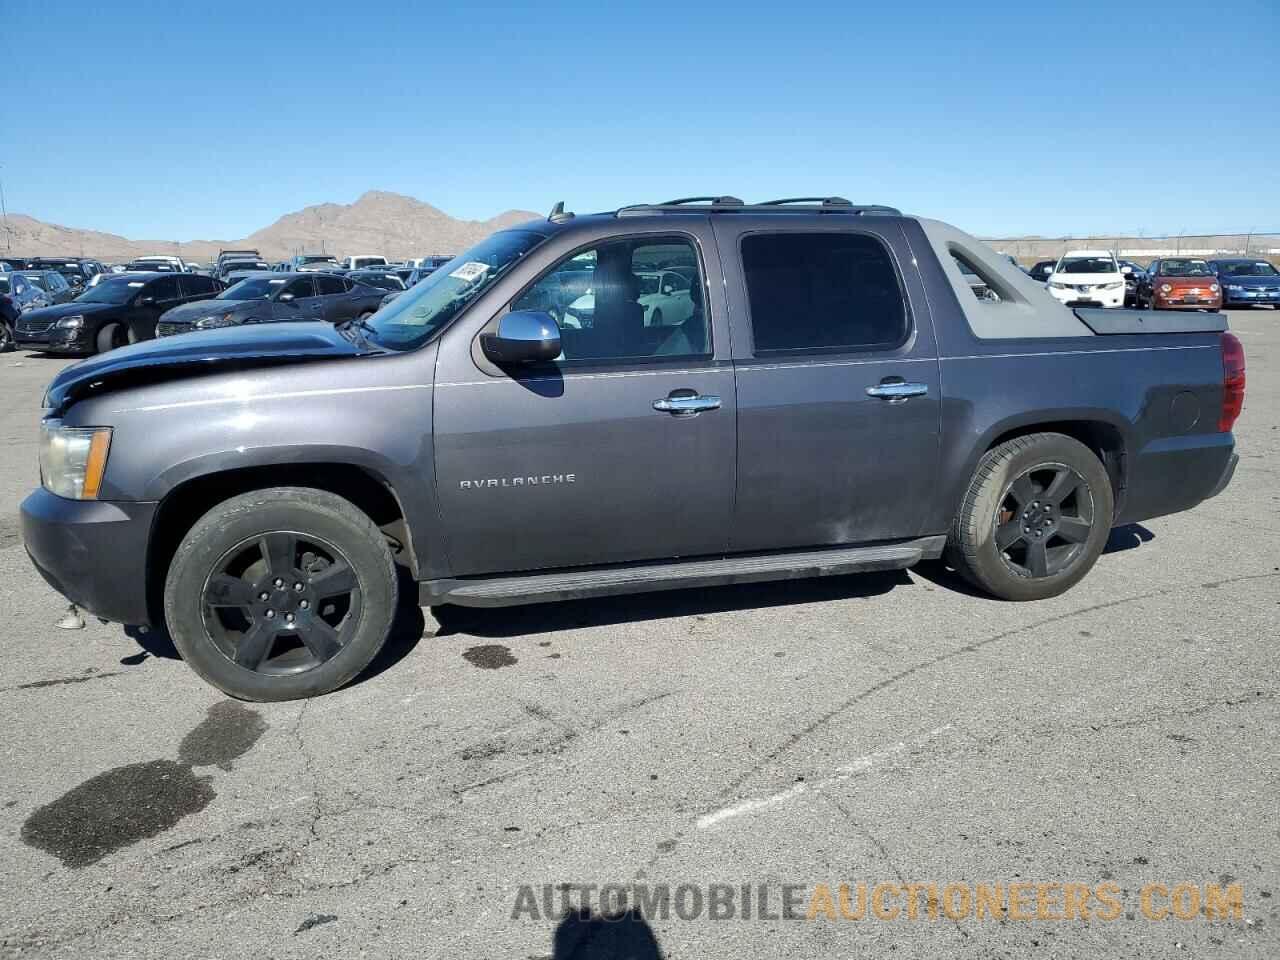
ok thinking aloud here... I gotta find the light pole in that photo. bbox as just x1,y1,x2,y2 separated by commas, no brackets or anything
0,163,10,252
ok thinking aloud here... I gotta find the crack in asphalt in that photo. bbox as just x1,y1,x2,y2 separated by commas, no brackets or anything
713,570,1280,802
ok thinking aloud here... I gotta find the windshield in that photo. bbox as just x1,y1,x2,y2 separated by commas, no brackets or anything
1160,259,1212,277
352,257,387,269
1058,257,1117,274
0,277,11,294
76,278,144,304
218,277,286,300
361,230,546,351
221,261,270,273
300,256,338,265
1218,260,1278,277
20,273,50,290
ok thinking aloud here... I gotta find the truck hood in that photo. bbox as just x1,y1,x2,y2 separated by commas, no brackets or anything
44,321,381,414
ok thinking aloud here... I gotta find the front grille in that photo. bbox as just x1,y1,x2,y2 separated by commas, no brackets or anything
156,322,188,337
16,318,55,335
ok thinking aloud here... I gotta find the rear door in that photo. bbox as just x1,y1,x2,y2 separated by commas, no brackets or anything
313,274,351,322
714,220,942,551
134,275,181,340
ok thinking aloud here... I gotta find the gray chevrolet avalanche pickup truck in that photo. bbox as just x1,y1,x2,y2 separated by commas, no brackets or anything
21,197,1244,701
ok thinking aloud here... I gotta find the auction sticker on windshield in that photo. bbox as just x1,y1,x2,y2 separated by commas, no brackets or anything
449,262,489,283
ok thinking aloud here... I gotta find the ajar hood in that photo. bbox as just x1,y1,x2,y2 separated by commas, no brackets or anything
44,321,379,414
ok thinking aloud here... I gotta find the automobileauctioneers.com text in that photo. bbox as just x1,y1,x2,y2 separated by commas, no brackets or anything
512,881,1249,923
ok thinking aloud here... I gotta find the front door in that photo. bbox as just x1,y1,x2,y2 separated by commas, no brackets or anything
715,221,942,551
271,276,323,322
433,231,737,576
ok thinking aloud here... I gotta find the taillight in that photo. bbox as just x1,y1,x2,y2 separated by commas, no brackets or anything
1219,331,1245,432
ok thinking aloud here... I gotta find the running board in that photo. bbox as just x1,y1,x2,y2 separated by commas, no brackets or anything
419,536,946,608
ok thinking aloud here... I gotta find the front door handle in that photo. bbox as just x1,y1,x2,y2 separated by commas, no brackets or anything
866,381,929,401
653,394,722,415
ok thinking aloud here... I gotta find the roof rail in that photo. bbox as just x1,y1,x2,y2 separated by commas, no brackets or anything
759,196,852,206
659,196,744,206
616,197,900,218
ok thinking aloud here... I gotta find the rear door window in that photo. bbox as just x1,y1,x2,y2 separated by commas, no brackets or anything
740,233,907,353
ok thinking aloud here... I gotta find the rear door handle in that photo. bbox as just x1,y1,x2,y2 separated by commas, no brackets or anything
866,382,929,401
653,394,721,415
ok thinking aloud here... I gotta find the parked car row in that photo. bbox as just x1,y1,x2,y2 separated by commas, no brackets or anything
1027,251,1279,311
7,265,392,355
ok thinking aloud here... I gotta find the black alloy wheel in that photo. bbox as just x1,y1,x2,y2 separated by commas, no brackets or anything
201,530,362,675
993,463,1095,579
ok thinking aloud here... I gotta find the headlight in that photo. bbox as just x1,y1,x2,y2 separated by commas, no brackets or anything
1100,282,1123,291
1048,282,1067,290
39,421,112,500
1209,283,1220,293
1160,283,1172,293
193,312,237,329
1226,284,1243,292
55,315,85,329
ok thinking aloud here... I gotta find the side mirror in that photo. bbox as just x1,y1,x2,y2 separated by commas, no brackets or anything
1120,265,1132,274
278,292,296,302
480,310,561,364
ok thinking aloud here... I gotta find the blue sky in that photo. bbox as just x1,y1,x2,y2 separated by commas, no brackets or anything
5,0,1278,240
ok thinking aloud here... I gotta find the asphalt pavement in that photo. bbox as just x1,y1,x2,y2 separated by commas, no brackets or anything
1,310,1276,959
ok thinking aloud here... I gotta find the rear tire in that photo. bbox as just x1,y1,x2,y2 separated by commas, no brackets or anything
0,320,13,353
96,322,124,354
163,487,398,701
946,433,1114,601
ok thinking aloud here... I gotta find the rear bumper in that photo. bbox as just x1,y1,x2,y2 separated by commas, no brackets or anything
20,488,157,625
1116,434,1237,525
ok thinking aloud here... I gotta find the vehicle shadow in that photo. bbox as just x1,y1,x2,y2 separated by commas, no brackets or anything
431,568,911,639
551,908,664,960
119,566,425,689
1103,522,1155,554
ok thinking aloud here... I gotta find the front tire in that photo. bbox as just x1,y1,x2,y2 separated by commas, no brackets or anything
0,320,13,353
163,487,397,701
96,322,126,354
946,433,1114,601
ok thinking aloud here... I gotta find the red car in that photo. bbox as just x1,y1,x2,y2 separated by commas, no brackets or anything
1138,258,1222,310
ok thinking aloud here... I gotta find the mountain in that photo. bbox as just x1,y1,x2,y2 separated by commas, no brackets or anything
0,191,541,265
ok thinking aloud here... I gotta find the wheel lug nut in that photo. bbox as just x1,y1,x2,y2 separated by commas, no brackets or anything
300,600,310,609
259,592,269,601
265,609,275,619
294,582,304,592
273,578,284,588
285,613,295,624
1032,501,1039,508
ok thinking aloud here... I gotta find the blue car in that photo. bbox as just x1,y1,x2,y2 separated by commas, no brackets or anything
1210,258,1280,308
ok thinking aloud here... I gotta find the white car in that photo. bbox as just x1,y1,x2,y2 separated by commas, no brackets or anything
1045,250,1126,309
343,255,388,271
564,270,695,329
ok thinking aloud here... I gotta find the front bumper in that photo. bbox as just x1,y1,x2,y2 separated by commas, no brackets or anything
14,322,94,353
1048,287,1125,308
20,488,157,625
1222,288,1280,306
